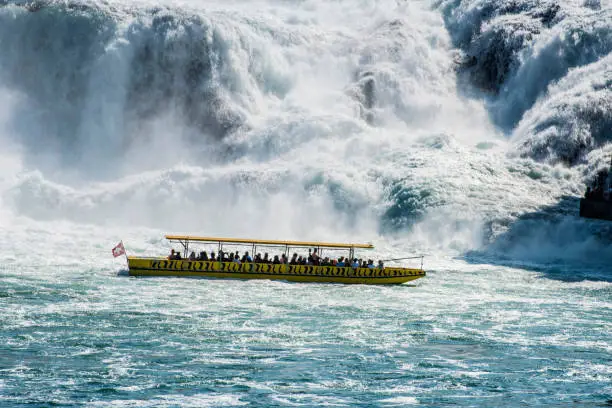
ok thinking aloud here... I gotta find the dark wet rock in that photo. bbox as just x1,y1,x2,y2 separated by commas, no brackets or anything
457,19,539,94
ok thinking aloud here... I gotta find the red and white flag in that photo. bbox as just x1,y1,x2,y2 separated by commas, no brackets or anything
112,241,126,258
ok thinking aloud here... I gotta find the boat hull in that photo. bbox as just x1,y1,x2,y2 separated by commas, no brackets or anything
127,257,425,285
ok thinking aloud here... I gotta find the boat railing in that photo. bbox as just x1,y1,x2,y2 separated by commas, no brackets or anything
133,255,424,271
380,255,425,271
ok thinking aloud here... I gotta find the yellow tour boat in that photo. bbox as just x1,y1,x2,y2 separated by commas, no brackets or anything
125,235,426,285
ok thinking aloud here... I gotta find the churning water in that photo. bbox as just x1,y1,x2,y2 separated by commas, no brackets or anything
0,0,610,406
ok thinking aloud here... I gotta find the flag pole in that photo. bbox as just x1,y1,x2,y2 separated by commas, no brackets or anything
122,240,128,263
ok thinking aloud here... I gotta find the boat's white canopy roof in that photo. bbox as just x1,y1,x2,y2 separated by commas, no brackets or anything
165,235,374,249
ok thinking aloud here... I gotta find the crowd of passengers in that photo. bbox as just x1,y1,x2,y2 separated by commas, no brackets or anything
168,248,385,269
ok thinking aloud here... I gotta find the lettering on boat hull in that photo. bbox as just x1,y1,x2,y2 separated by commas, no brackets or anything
127,258,425,285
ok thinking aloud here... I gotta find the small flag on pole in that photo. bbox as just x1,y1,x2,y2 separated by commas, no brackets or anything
112,241,126,258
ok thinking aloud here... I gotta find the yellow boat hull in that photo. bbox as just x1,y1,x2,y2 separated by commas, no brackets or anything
127,257,425,285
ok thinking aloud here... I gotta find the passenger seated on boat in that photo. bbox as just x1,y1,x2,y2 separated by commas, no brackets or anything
241,251,252,263
378,260,384,269
290,253,298,264
175,252,182,260
233,254,241,264
189,251,196,260
306,250,316,265
280,254,288,264
367,259,375,268
263,253,270,263
310,248,320,265
168,249,176,260
272,255,280,264
254,253,262,263
297,255,304,264
351,258,359,268
337,257,345,267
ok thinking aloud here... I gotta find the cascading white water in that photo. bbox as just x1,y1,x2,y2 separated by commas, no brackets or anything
0,0,607,263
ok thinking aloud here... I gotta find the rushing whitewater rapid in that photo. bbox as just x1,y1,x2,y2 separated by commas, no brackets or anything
0,0,610,406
